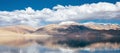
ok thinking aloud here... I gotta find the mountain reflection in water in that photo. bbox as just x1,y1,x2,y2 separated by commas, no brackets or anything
0,44,119,53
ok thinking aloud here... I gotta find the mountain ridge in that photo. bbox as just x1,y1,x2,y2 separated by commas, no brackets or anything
0,22,120,48
34,22,120,48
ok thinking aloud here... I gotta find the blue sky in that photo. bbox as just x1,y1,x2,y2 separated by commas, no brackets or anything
0,0,119,11
0,0,120,26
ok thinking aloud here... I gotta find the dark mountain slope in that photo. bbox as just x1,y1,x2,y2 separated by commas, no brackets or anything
34,24,120,48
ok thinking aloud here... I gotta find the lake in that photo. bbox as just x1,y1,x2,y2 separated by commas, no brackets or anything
0,44,119,53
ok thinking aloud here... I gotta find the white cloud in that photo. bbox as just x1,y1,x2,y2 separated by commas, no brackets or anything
59,21,80,25
0,2,120,26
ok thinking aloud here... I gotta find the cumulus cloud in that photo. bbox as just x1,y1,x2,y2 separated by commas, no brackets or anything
0,2,120,26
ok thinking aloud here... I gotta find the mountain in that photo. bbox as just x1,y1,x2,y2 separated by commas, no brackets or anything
0,25,36,47
59,21,120,30
83,22,120,30
0,25,51,47
0,22,120,49
0,25,36,34
34,22,120,48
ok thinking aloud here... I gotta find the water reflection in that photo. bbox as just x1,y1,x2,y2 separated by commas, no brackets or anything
0,44,120,53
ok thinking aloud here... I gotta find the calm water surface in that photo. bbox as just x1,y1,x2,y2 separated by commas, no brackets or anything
0,45,119,53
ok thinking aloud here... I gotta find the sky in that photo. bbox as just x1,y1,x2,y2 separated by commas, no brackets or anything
0,0,120,26
0,0,119,11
